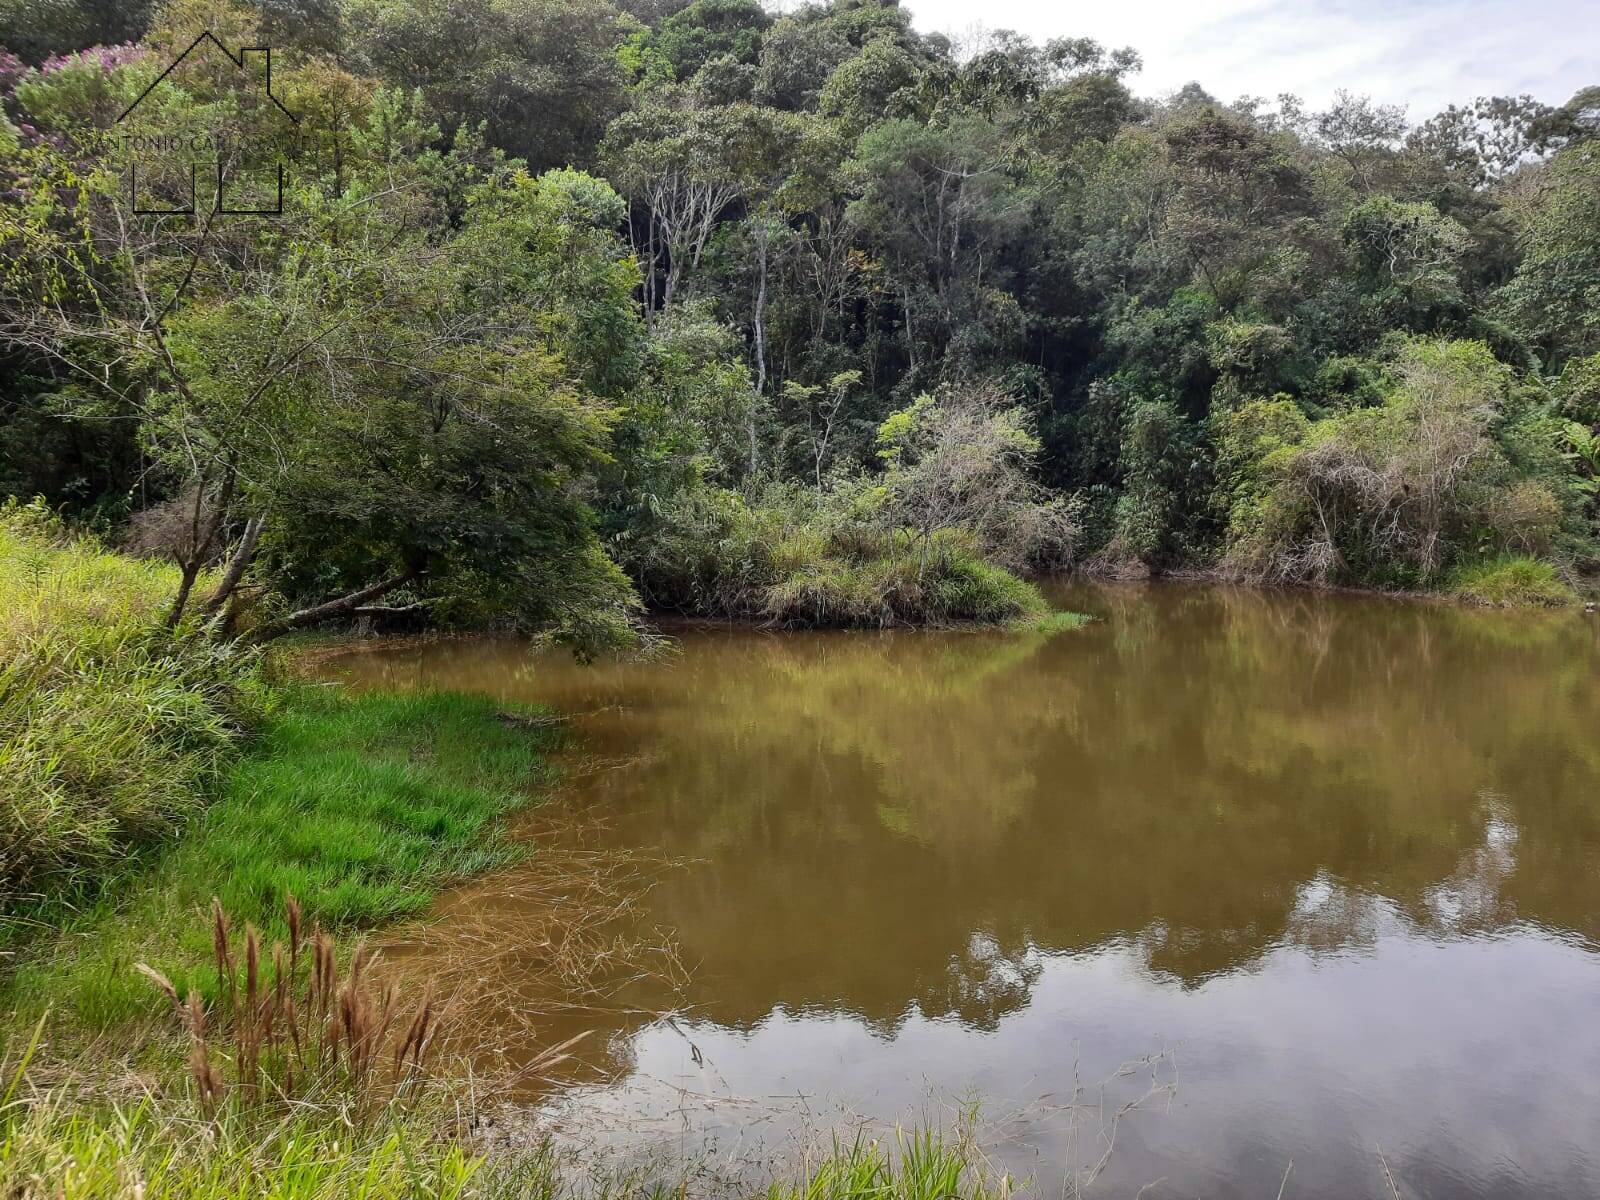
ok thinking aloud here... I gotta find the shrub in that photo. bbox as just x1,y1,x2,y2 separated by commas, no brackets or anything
1218,339,1580,589
622,382,1080,628
626,484,1053,628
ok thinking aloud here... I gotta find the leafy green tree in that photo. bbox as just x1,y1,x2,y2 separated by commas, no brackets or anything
644,0,769,81
875,380,1079,575
0,14,647,648
1343,195,1471,321
1097,398,1205,571
846,114,1030,373
347,0,630,171
1500,142,1600,365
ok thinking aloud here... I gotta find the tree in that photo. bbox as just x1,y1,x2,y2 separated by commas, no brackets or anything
1157,103,1317,313
1499,142,1600,365
1343,195,1470,318
875,380,1079,576
0,14,646,649
1221,340,1564,585
643,0,769,81
604,100,835,320
1314,90,1406,194
846,114,1030,371
347,0,630,172
781,369,859,488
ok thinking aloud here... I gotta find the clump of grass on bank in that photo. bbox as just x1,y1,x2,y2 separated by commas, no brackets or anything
766,1129,1007,1200
1016,610,1092,635
1445,555,1578,607
3,687,560,1031
0,503,258,925
0,1098,489,1200
761,537,1051,628
630,486,1056,628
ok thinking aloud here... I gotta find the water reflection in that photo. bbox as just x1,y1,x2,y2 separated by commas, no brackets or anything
328,582,1600,1197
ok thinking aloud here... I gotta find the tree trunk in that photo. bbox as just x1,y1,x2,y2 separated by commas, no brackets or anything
751,226,769,477
200,514,265,618
166,469,234,628
247,569,419,644
168,560,203,630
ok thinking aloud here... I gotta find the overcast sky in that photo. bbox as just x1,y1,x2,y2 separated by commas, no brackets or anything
897,0,1598,118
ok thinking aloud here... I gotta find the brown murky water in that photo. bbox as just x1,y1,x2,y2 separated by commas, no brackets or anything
327,581,1600,1198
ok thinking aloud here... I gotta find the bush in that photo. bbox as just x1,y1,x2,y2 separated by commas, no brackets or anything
1445,556,1577,607
626,484,1053,628
622,382,1080,628
1218,339,1584,590
0,504,258,918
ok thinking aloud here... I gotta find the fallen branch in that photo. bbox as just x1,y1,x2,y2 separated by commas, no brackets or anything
247,570,420,643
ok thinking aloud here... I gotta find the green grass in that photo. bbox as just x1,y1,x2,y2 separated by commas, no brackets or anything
1012,610,1092,635
1445,555,1578,607
761,543,1052,628
765,1129,1006,1200
0,1095,489,1200
0,503,259,923
2,687,560,1032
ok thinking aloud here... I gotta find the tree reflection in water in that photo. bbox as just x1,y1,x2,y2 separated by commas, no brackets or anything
330,582,1600,1198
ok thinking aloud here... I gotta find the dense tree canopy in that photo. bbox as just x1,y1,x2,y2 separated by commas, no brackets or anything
1,0,1596,637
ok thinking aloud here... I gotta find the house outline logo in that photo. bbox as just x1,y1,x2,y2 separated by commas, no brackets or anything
113,31,299,217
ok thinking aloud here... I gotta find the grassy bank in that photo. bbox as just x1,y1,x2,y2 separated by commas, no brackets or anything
0,511,573,1194
0,1081,1003,1200
0,505,258,928
1,502,563,1036
3,686,561,1032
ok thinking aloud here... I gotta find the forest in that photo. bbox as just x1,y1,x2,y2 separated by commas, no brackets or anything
1,2,1599,1196
1,0,1596,651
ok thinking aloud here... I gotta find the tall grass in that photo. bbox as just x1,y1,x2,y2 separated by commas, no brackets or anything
767,1129,1008,1200
0,503,258,923
0,1098,489,1200
1445,554,1578,607
133,895,444,1123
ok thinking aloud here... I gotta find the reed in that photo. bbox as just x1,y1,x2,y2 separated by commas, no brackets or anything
136,894,440,1122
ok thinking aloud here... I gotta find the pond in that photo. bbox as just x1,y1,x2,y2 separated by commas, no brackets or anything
325,581,1600,1198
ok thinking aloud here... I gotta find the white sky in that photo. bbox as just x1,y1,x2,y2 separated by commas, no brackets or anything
897,0,1599,118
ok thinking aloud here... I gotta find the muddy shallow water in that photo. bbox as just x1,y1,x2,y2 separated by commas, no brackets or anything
326,581,1600,1198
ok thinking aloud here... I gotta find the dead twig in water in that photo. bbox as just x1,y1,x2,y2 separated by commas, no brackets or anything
1378,1145,1403,1200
